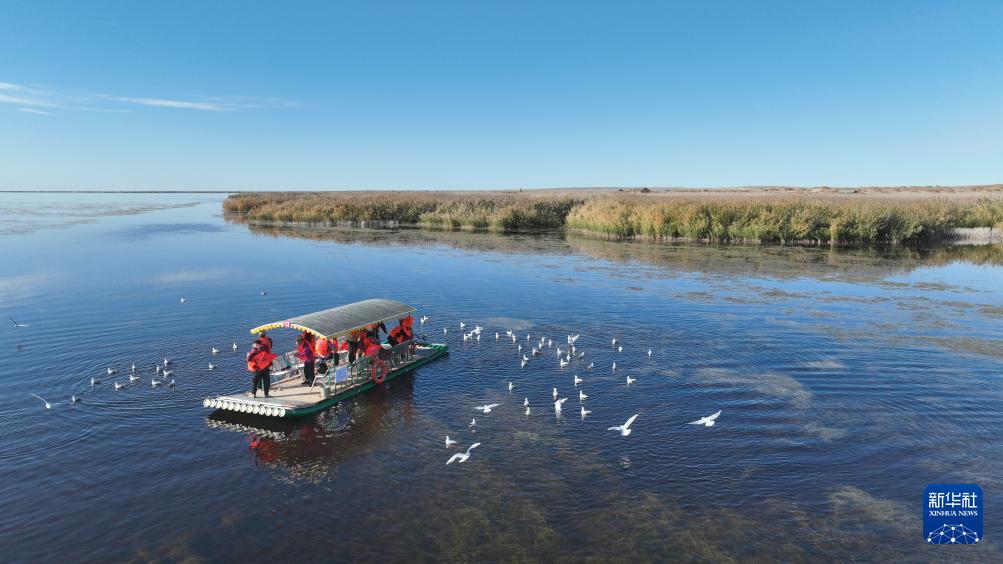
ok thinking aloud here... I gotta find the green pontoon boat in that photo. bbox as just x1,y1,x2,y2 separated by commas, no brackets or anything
202,299,447,418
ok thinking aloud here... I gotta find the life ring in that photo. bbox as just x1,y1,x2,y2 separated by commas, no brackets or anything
371,359,388,384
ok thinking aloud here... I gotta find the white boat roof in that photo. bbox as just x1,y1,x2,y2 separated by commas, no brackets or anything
249,298,416,339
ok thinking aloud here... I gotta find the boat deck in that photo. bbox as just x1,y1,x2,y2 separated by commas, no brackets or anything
204,344,445,417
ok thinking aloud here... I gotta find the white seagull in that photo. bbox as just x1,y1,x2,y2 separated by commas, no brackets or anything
688,410,722,427
163,370,173,377
151,378,162,387
581,406,591,418
114,382,125,390
574,375,583,386
211,347,219,355
612,338,617,347
559,359,569,368
129,373,140,382
131,363,136,372
10,318,30,328
459,321,466,329
523,397,529,407
90,377,100,386
521,359,527,368
508,381,514,392
505,330,512,337
554,397,568,414
232,342,238,351
69,396,79,404
474,403,500,413
525,406,531,416
180,297,187,303
626,375,636,385
445,436,457,447
420,315,429,324
208,363,215,370
587,362,594,371
552,387,558,400
612,362,617,371
495,332,500,340
608,414,639,436
579,390,587,402
618,346,623,353
30,393,50,409
107,367,117,375
470,418,476,428
647,349,652,358
446,442,481,465
163,358,171,367
443,328,448,335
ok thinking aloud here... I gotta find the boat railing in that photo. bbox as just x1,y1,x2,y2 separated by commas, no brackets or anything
321,340,417,397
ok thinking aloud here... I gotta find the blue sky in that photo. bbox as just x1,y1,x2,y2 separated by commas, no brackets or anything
1,1,1001,190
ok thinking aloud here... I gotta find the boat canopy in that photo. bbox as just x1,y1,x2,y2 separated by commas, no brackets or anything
249,299,416,339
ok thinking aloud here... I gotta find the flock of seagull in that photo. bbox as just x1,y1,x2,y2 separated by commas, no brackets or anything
439,320,722,466
26,337,241,410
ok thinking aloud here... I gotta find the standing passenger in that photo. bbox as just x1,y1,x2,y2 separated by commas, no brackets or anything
297,334,316,386
246,343,276,398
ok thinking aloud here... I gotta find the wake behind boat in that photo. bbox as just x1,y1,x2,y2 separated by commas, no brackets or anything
203,299,447,418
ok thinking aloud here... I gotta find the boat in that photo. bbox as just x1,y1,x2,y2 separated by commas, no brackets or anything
202,299,447,418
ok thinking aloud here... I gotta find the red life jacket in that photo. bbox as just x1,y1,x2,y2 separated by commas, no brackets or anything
247,349,276,372
314,338,331,357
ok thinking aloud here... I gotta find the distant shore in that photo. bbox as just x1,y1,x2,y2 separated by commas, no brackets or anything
224,186,1003,246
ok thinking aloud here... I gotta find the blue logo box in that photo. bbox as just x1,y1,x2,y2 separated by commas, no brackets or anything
924,484,983,544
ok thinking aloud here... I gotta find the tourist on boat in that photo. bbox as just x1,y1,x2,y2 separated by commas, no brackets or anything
296,334,316,385
255,331,273,353
387,316,413,347
347,330,362,364
314,335,332,360
246,342,277,398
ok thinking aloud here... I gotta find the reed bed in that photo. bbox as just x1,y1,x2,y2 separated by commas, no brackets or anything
224,189,1003,244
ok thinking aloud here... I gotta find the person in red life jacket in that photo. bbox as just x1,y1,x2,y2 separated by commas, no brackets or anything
314,335,332,360
255,331,273,353
347,330,363,364
296,333,316,386
246,342,277,398
401,315,414,341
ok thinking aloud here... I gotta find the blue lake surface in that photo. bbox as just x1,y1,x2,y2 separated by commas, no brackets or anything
1,193,1001,561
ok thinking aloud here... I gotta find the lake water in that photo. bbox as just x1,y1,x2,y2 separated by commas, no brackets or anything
1,192,1001,562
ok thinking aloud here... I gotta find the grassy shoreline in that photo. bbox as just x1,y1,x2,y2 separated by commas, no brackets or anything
224,187,1003,245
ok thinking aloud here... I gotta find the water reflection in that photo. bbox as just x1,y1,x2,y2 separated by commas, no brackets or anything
238,221,1003,281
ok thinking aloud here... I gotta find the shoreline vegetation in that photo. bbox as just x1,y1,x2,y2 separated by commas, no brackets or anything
223,186,1003,245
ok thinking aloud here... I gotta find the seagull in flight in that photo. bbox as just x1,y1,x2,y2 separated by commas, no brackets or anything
459,321,466,329
608,414,638,436
9,318,29,328
445,436,457,447
446,442,481,465
688,410,722,427
30,393,50,409
151,378,162,387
